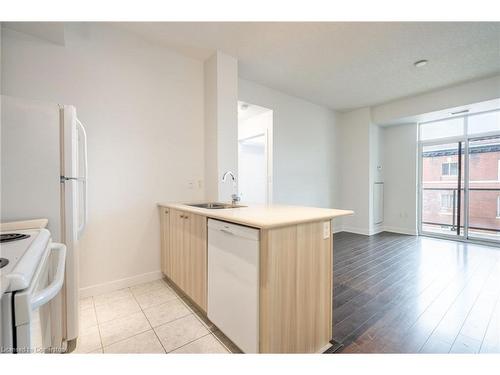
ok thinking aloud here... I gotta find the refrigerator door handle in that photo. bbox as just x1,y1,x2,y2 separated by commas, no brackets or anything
60,176,85,182
76,118,88,239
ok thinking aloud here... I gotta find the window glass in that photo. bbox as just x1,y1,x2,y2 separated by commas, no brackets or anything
441,162,458,176
420,118,464,141
450,162,458,175
440,193,455,210
468,111,500,135
442,163,449,175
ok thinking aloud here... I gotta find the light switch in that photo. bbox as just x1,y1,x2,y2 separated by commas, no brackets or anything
323,221,330,239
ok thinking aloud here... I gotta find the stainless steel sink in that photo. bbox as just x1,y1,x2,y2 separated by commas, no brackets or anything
185,202,246,209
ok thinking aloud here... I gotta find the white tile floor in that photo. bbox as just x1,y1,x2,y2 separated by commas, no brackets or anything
74,278,235,354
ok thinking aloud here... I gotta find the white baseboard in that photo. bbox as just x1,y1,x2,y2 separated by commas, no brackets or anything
332,226,344,234
80,270,164,298
337,225,417,236
340,225,371,236
369,224,385,236
383,226,418,236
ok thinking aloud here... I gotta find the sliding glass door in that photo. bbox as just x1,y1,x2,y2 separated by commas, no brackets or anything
418,109,500,244
421,142,465,239
468,136,500,242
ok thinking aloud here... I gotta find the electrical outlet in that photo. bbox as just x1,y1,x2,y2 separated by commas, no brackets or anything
323,221,330,239
188,181,194,189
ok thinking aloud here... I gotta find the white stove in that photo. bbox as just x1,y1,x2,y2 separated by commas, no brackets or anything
1,230,49,291
1,229,67,353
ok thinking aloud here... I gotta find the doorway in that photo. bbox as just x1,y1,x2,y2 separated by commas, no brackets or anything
237,101,273,204
418,109,500,244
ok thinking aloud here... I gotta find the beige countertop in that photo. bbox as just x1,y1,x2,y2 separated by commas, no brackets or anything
0,218,48,232
157,202,353,229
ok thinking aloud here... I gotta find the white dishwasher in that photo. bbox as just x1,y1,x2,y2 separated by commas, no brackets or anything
207,219,259,353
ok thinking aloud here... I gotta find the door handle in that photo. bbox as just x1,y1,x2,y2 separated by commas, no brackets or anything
30,243,67,310
220,228,234,236
76,118,88,239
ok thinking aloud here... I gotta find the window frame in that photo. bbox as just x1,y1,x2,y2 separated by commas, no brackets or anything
497,195,500,219
442,161,458,177
418,108,500,244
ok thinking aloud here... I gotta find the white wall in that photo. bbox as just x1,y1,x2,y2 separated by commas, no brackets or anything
204,52,239,202
381,124,418,235
204,54,218,201
1,24,205,295
369,122,384,233
238,79,337,210
3,22,66,45
335,115,385,235
371,76,499,236
335,75,500,236
372,75,500,125
336,108,371,234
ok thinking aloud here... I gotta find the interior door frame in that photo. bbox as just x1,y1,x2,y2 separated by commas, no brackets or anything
417,109,500,245
264,117,274,204
237,106,274,205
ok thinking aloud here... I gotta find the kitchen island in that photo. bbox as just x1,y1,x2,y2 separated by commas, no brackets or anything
157,202,353,353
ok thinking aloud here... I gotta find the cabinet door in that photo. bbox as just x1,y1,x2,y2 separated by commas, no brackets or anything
169,209,186,289
183,212,207,311
259,221,332,353
160,207,171,277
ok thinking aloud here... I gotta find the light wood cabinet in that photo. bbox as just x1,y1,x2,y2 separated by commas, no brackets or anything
259,221,332,353
169,208,185,289
159,204,334,353
159,207,171,277
161,208,207,311
184,211,208,310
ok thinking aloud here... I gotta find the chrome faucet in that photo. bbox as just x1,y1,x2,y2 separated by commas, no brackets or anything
222,171,241,205
222,171,235,183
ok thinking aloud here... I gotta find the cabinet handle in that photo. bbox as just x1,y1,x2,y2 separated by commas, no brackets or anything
165,210,169,214
180,215,185,219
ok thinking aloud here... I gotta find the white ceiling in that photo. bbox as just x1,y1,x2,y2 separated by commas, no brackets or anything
116,22,500,111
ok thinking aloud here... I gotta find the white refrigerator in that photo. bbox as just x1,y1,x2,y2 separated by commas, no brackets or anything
1,95,88,345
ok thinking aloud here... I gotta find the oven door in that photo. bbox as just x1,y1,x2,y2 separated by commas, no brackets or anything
14,242,67,353
1,292,14,353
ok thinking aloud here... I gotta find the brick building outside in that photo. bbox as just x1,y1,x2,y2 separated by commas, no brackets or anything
422,141,500,239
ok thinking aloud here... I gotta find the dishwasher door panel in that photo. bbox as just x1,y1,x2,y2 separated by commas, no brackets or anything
207,219,259,353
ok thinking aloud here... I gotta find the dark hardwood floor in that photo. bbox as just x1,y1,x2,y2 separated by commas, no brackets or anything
332,231,500,353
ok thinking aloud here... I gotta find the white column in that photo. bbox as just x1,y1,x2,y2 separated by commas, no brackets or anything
204,51,238,202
